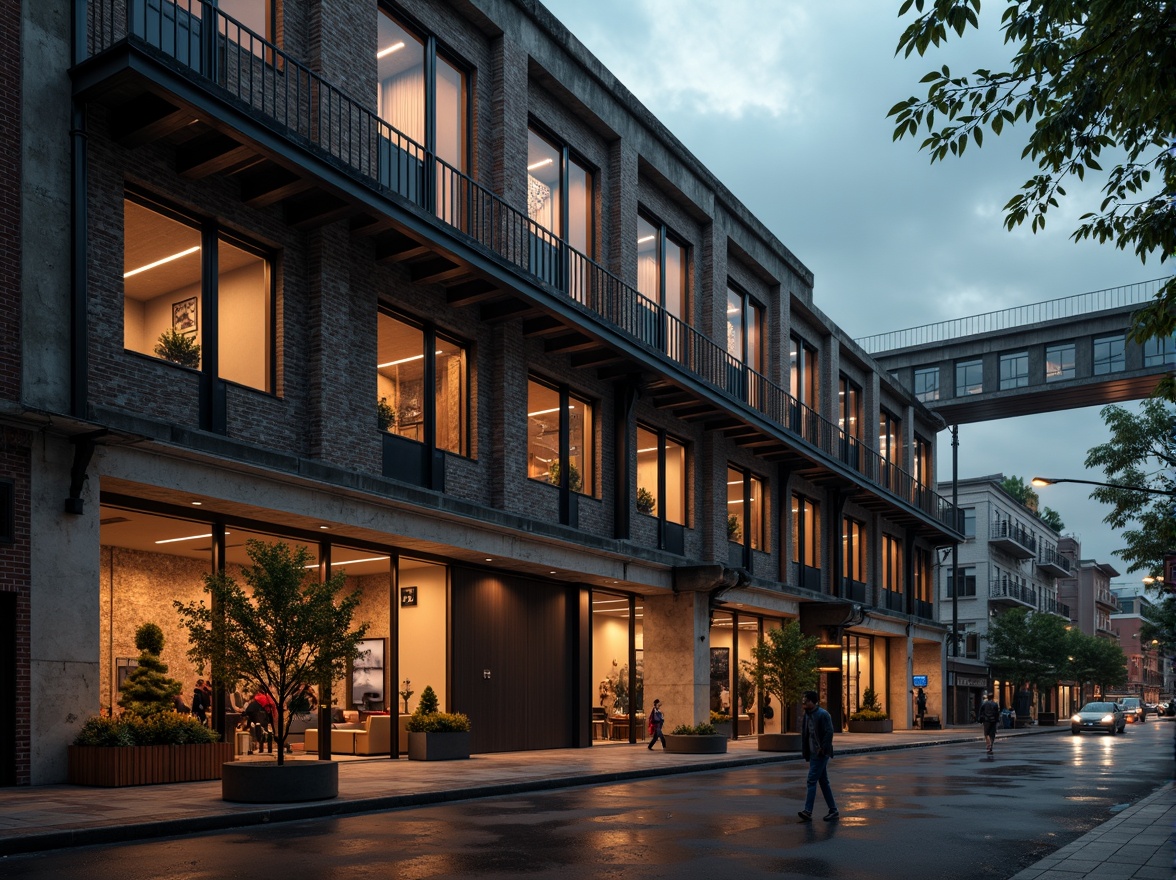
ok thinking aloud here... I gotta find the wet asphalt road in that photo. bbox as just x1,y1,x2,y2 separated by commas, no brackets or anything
3,721,1172,880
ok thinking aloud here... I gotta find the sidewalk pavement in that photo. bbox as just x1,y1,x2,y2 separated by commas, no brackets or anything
0,722,1170,878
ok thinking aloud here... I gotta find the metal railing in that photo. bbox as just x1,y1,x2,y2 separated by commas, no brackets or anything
81,0,959,530
990,519,1038,554
857,277,1170,354
1041,595,1071,618
1037,546,1072,575
989,577,1038,607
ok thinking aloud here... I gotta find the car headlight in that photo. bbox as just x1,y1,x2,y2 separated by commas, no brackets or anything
1100,714,1114,723
1071,714,1082,722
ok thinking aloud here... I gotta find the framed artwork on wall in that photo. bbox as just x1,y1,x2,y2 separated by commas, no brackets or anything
351,637,385,710
400,586,417,607
172,296,197,334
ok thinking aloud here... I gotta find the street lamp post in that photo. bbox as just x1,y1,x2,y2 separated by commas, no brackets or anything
1031,476,1175,497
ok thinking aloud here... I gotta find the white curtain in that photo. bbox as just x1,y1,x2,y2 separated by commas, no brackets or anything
380,68,425,146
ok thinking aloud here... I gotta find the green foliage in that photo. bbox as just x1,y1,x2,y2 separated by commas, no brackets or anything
727,513,742,542
1084,400,1176,575
1001,475,1039,513
174,539,370,765
547,460,583,493
377,397,396,432
405,711,471,733
1038,506,1065,532
154,328,201,369
742,621,819,719
416,685,440,715
670,723,717,736
851,687,889,720
1064,627,1130,695
135,622,166,655
636,486,656,515
986,609,1072,695
405,683,470,732
889,1,1176,353
73,713,218,746
709,710,730,724
117,623,183,718
737,672,756,715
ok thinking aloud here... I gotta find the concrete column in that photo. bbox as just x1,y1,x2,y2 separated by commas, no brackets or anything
31,436,100,783
643,591,711,726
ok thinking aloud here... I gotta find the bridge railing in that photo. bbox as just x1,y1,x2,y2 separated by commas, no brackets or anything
857,278,1170,354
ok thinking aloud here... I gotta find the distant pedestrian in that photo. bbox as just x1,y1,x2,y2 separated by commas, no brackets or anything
798,690,838,822
191,679,209,725
647,699,666,750
915,687,927,728
979,692,1001,754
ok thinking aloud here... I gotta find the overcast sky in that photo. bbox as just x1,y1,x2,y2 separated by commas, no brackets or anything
540,0,1163,576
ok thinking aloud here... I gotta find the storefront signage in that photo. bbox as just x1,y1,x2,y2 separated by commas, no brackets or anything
955,675,989,688
911,674,928,687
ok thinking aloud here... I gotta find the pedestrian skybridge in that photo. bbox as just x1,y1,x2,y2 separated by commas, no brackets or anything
859,279,1173,424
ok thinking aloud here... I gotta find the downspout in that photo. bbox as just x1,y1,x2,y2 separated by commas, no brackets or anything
70,5,88,419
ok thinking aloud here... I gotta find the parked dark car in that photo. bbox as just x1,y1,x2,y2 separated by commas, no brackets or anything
1070,701,1126,735
1118,697,1146,723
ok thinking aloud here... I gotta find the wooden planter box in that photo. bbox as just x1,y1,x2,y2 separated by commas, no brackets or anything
407,730,471,761
664,734,727,754
847,719,893,733
757,733,803,752
68,742,235,787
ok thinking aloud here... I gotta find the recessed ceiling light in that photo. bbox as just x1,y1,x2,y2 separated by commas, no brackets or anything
486,558,493,562
319,525,330,530
190,501,202,506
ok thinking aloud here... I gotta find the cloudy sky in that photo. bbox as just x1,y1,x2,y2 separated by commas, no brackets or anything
539,0,1163,575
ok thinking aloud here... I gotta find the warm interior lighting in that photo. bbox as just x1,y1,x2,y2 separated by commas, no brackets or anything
637,234,655,244
306,555,387,569
124,245,201,278
527,405,575,417
156,531,229,545
377,41,405,58
527,158,553,171
636,447,658,454
378,350,442,369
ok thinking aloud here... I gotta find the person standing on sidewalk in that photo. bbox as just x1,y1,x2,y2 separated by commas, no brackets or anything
647,699,667,750
979,692,1000,754
798,690,838,822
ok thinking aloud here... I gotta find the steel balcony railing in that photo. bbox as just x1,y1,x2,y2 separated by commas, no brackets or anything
990,519,1038,554
989,576,1037,607
80,0,958,531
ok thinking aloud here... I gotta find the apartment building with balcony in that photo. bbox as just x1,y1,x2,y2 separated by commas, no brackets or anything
0,0,959,785
936,474,1070,720
1056,537,1120,641
1110,585,1163,704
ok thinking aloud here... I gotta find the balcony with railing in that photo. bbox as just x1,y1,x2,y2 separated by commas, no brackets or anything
1036,546,1072,578
1040,595,1071,619
989,520,1037,559
1096,590,1119,611
989,576,1037,609
74,0,960,534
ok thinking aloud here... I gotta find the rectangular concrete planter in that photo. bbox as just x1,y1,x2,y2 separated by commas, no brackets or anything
1037,713,1057,726
68,742,235,787
664,734,727,754
757,733,803,751
407,730,471,761
846,719,893,733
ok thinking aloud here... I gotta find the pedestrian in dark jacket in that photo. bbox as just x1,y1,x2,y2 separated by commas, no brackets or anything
979,693,1000,754
647,699,666,750
191,679,209,725
798,690,838,821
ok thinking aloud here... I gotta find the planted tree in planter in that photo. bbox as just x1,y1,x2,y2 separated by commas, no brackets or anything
175,539,369,766
743,620,818,748
117,622,183,717
848,687,892,733
406,684,471,760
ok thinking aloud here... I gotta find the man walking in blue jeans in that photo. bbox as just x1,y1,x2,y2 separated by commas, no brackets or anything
798,690,839,821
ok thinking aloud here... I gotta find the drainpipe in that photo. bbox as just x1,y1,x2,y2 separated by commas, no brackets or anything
70,7,89,418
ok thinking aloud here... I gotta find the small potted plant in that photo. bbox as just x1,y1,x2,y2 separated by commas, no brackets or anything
636,487,655,515
154,328,201,368
547,460,583,493
727,513,741,542
664,722,727,754
406,685,471,760
398,679,414,714
377,397,396,432
848,687,893,733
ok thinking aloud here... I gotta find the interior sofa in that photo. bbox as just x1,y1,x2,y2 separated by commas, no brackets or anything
304,713,395,756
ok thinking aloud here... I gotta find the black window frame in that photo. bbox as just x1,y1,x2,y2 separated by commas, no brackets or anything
914,366,939,402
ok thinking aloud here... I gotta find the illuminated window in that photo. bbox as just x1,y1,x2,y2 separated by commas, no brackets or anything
1045,343,1075,381
636,425,687,526
791,494,820,569
637,212,689,359
727,466,766,550
527,378,594,496
123,194,272,394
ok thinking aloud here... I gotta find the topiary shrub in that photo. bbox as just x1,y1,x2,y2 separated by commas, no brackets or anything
118,622,183,718
405,684,470,733
850,687,889,722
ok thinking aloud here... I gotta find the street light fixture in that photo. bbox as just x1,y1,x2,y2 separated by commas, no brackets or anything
1031,476,1175,497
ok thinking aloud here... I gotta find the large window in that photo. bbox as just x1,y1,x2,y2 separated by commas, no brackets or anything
947,565,975,596
961,507,976,538
377,10,467,211
637,213,689,358
792,336,819,410
727,466,765,551
727,285,764,373
913,436,932,487
377,310,468,455
955,359,983,396
882,533,903,611
999,351,1029,389
1045,343,1076,381
792,494,821,571
123,194,272,394
1093,334,1125,375
527,378,594,496
527,128,593,293
636,425,686,526
1144,335,1176,367
913,548,933,617
879,410,901,467
842,517,866,596
914,366,939,402
838,375,861,438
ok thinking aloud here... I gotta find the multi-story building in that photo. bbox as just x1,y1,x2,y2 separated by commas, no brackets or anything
1056,537,1120,642
936,475,1071,720
1110,585,1163,704
1,0,958,785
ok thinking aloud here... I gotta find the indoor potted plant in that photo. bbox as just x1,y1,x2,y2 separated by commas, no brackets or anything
664,722,727,754
406,685,471,760
847,687,893,733
68,622,230,786
153,328,201,368
175,539,369,802
636,487,656,515
743,620,819,751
